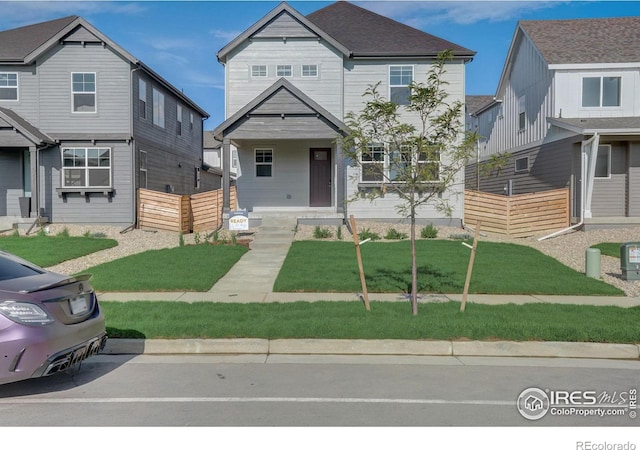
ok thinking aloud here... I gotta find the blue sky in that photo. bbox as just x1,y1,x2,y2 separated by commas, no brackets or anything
2,0,640,129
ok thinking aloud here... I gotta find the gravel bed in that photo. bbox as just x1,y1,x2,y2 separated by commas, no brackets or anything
8,222,639,297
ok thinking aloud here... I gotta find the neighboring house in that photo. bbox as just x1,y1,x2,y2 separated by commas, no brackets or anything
466,17,640,229
212,1,475,224
0,16,217,228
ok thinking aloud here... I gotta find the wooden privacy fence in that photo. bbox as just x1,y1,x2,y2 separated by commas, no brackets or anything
464,188,569,238
138,186,237,233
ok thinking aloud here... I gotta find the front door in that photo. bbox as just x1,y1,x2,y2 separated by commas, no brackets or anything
309,148,331,207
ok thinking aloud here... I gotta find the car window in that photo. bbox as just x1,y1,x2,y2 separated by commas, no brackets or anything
0,255,43,281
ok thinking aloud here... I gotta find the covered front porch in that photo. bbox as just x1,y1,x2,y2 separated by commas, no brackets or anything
213,78,349,225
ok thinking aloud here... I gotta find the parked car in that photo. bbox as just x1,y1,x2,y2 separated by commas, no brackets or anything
0,250,106,385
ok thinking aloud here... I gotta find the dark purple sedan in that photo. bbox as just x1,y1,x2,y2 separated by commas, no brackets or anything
0,250,106,385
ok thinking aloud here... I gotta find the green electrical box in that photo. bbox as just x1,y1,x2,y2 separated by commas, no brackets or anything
620,242,640,280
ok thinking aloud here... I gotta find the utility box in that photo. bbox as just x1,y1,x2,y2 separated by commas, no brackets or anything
620,242,640,280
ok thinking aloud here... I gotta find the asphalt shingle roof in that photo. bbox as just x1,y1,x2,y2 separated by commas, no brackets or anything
520,17,640,65
466,95,495,115
306,2,474,58
0,15,78,61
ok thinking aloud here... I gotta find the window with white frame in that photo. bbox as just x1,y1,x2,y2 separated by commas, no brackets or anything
277,65,292,77
153,87,165,128
71,72,96,113
389,65,413,105
518,95,526,130
177,104,183,136
255,148,273,177
302,64,318,77
139,149,147,189
251,65,267,77
361,144,440,183
62,147,111,188
360,145,385,182
595,145,611,178
0,73,18,100
515,156,529,173
139,79,147,119
582,76,621,107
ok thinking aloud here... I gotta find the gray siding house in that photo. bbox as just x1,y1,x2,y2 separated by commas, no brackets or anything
212,1,474,224
466,17,640,229
0,16,217,228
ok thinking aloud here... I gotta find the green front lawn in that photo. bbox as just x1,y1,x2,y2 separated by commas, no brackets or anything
273,240,624,296
0,234,118,267
101,301,640,343
82,244,248,291
592,243,621,258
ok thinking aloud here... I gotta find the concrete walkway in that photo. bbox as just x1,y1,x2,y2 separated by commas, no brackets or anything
97,216,640,360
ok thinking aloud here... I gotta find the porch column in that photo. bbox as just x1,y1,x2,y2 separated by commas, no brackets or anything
222,137,231,213
28,145,38,217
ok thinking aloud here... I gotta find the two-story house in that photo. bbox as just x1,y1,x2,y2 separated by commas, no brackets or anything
466,17,640,230
0,15,218,228
212,1,474,225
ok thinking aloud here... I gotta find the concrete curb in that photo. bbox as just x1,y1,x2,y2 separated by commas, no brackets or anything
103,338,640,360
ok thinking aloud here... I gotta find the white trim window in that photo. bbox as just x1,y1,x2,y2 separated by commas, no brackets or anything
302,64,318,77
360,144,385,182
595,144,611,179
518,95,526,130
277,65,292,77
0,73,18,101
389,65,413,106
62,147,111,188
255,148,273,177
71,72,96,113
153,87,165,128
177,104,183,136
582,76,621,107
515,156,530,173
139,149,147,189
251,65,267,77
139,79,147,120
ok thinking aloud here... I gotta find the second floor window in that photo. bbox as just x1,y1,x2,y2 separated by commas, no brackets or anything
62,147,111,188
0,73,18,100
139,79,147,119
389,65,413,106
251,65,267,77
302,65,318,77
518,95,526,130
71,72,96,113
177,104,183,136
582,76,621,107
277,65,292,77
153,88,165,128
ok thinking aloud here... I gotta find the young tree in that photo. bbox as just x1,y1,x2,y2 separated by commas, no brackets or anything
340,50,477,315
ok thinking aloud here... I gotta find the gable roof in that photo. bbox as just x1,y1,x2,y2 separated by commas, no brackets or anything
520,17,640,66
212,77,348,140
0,16,78,62
0,16,208,117
307,2,474,59
217,2,349,63
0,107,55,146
466,95,495,116
218,1,475,63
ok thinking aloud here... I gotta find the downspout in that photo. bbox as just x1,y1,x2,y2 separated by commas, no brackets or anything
538,132,599,241
26,145,42,235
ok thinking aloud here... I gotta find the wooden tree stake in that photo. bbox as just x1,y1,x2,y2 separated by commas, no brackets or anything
350,215,371,311
460,221,481,312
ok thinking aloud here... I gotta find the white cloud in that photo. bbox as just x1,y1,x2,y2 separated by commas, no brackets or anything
209,28,241,43
356,1,561,26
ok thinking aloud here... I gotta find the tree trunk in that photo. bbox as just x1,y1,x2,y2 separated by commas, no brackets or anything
410,201,418,316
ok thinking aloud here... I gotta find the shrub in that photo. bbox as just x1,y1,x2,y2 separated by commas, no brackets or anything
336,226,342,240
385,228,407,240
178,233,185,247
449,233,473,241
313,226,333,239
359,227,380,241
421,224,438,239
